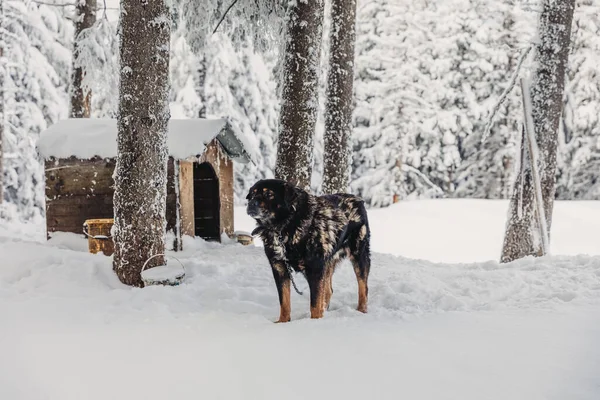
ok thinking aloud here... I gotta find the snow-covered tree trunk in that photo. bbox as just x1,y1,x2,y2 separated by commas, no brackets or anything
0,1,4,205
501,0,576,263
322,0,356,194
113,0,171,287
194,53,206,118
275,0,325,190
70,0,96,118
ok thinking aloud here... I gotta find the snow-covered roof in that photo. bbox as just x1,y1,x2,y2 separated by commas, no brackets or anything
37,118,253,163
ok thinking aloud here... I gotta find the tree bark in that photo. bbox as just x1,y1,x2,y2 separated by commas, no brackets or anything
70,0,96,118
194,53,206,118
275,0,325,190
113,0,171,287
322,0,356,194
501,0,576,263
0,1,4,204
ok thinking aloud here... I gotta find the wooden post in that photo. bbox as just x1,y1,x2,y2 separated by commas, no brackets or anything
178,160,195,237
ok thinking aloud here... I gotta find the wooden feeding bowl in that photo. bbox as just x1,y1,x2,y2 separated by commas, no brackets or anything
234,231,254,246
84,218,114,256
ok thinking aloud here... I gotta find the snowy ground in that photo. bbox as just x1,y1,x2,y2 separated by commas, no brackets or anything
2,200,600,400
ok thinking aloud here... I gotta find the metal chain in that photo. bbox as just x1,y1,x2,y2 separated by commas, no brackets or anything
286,262,304,296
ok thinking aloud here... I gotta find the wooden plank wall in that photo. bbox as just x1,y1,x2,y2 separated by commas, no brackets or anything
45,157,115,236
47,157,182,238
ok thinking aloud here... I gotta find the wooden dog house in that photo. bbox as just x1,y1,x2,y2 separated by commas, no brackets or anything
38,118,252,246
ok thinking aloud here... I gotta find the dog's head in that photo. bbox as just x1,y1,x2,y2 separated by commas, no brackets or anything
246,179,305,225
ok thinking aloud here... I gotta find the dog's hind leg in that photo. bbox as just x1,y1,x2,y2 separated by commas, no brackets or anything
350,225,371,313
351,259,369,313
271,263,291,323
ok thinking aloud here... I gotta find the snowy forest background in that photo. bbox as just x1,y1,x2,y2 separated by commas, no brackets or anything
2,0,599,221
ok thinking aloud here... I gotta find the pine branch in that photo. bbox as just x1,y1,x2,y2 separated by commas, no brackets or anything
1,29,24,44
481,44,533,144
401,164,444,195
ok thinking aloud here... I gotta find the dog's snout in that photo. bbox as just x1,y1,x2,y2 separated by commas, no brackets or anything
246,198,259,216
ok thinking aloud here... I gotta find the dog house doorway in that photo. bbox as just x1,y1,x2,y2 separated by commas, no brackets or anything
193,162,221,241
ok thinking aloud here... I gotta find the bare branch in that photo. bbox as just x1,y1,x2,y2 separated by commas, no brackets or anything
102,0,109,19
212,0,240,34
481,44,533,143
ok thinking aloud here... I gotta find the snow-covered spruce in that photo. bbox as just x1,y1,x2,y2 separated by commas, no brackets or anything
555,0,600,200
2,1,72,219
77,17,120,118
169,29,279,203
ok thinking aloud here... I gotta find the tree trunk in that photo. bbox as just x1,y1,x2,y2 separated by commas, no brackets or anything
501,0,576,263
70,0,96,118
275,0,325,190
194,53,206,118
0,2,4,204
113,0,171,287
322,0,357,194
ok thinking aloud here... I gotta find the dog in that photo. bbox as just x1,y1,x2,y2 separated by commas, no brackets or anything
246,179,371,322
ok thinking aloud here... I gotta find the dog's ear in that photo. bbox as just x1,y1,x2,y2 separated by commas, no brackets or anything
283,183,299,210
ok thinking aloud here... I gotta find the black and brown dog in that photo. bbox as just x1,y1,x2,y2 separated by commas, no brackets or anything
246,179,371,322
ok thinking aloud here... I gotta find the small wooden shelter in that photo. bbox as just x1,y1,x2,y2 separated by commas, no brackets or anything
38,118,252,245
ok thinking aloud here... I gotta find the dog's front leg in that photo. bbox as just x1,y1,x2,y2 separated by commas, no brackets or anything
306,268,325,319
271,263,291,323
